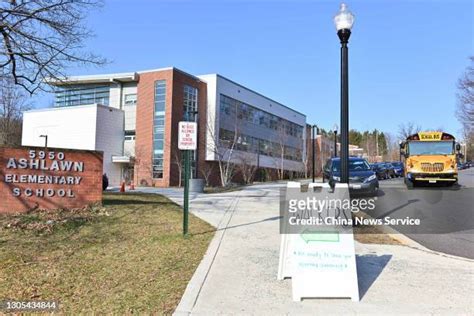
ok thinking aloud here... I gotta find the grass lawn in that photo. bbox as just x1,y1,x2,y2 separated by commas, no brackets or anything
0,193,215,314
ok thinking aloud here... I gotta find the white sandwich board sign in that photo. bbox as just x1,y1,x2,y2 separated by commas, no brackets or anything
278,182,359,302
178,121,197,150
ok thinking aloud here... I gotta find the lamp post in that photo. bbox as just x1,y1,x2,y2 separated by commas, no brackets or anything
39,134,48,148
333,124,338,157
334,3,355,184
312,124,319,182
399,140,403,162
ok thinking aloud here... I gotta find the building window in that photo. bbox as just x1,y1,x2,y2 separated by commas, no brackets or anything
125,130,136,141
153,80,166,179
124,93,137,106
219,94,303,138
218,128,302,161
55,85,110,107
183,85,198,119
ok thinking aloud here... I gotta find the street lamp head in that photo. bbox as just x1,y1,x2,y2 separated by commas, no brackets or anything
334,3,355,32
333,124,339,133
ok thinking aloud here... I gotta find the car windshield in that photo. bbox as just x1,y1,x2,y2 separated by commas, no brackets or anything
408,141,454,155
392,162,402,167
332,160,371,172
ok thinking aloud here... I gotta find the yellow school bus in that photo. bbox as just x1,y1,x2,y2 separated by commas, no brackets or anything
400,131,460,187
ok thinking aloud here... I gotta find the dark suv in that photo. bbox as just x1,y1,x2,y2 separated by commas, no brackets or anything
391,162,404,177
383,163,396,178
323,157,379,196
371,163,389,180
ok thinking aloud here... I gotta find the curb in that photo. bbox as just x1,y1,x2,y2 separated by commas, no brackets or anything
357,210,474,262
357,210,429,250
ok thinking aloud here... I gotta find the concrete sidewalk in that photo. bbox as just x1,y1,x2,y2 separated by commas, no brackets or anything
139,184,474,315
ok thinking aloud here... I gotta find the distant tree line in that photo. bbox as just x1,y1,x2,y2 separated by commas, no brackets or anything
456,56,474,161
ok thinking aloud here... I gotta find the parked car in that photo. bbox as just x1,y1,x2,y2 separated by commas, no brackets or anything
391,162,404,177
323,157,379,196
383,162,396,178
371,163,389,180
457,162,465,170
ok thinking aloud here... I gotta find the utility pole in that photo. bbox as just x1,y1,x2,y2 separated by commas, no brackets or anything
312,125,318,182
376,130,379,158
180,111,198,236
183,148,190,235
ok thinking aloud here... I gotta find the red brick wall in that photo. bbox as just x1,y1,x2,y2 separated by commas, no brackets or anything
135,69,173,187
134,68,207,187
169,70,207,186
0,146,103,214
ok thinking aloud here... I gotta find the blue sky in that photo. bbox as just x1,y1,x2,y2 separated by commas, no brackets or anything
33,0,473,139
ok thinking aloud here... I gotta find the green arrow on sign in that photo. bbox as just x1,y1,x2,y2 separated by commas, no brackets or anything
300,229,340,243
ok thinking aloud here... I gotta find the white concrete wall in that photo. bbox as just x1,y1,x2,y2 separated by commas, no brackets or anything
108,83,122,109
22,105,98,150
122,83,137,131
197,74,218,161
95,106,125,186
22,104,125,186
124,140,135,157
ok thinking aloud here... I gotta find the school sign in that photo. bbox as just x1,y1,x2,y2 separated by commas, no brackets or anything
0,146,103,213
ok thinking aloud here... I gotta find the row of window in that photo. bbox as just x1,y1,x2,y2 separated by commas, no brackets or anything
55,85,110,107
55,85,139,108
184,85,198,119
152,80,166,179
219,128,302,161
219,95,304,138
124,93,137,105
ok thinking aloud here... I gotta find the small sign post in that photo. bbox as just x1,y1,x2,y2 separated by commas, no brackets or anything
178,121,197,235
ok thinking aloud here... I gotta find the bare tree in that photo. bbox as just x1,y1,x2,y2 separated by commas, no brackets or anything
398,122,422,140
302,148,310,179
173,149,183,187
236,152,257,184
0,77,30,145
384,132,401,161
206,113,239,187
200,163,214,187
272,124,288,180
0,0,106,94
456,56,474,160
134,145,153,186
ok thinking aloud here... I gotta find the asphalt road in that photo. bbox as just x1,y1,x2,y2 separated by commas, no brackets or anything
366,168,474,259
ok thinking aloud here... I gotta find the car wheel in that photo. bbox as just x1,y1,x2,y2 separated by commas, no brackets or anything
372,185,379,197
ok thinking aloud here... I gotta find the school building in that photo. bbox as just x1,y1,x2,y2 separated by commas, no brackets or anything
22,67,308,186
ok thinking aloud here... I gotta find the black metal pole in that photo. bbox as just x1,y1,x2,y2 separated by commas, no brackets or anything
40,135,48,148
338,29,351,184
334,131,337,157
312,125,315,182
